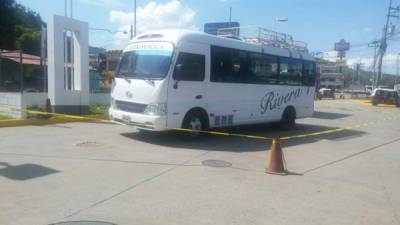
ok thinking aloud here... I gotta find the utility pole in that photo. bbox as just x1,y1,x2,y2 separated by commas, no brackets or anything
229,7,232,23
396,53,400,84
70,0,73,18
130,25,133,40
64,0,73,18
40,24,47,92
356,62,361,85
368,40,380,85
397,53,399,77
376,0,400,88
134,0,137,37
19,51,23,93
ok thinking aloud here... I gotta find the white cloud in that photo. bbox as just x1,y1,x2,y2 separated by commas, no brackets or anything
362,27,373,33
347,53,399,75
109,0,196,48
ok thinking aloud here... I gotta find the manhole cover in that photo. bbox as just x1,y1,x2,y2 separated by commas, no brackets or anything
76,141,103,148
50,221,116,225
202,159,232,168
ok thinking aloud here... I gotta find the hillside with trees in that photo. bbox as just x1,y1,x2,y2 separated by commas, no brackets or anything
0,0,43,55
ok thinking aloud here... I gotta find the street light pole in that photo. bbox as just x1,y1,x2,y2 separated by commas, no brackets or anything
134,0,137,37
272,17,288,41
273,17,288,32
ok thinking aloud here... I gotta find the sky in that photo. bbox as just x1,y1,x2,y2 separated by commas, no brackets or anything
16,0,400,74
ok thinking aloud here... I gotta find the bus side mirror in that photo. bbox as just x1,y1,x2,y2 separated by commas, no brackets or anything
174,64,184,81
173,64,184,89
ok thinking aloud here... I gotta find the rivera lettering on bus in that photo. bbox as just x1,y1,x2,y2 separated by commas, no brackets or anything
260,88,302,114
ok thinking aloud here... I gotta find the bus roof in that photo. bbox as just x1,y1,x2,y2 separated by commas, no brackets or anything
128,29,315,61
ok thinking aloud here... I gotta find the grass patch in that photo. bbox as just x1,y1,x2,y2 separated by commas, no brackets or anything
26,105,45,119
89,104,109,115
0,114,13,120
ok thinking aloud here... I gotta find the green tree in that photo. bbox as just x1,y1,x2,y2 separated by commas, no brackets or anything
0,0,43,54
14,25,41,55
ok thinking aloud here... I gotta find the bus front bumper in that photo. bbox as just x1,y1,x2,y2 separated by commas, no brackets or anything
109,108,168,131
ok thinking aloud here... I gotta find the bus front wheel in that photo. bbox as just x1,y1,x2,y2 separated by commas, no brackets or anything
182,110,208,139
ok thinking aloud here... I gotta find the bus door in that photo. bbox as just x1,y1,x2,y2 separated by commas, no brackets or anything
167,42,208,129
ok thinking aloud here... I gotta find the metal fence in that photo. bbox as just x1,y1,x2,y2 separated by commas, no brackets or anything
217,26,308,52
0,50,47,93
0,50,111,94
89,70,111,93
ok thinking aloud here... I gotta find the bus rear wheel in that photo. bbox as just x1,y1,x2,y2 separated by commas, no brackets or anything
279,107,296,130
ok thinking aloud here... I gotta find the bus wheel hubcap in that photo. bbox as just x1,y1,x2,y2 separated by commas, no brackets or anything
189,117,202,133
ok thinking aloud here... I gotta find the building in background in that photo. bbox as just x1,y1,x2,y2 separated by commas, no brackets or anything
395,84,400,93
318,66,344,90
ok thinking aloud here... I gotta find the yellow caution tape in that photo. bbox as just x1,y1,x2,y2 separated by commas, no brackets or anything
1,107,399,142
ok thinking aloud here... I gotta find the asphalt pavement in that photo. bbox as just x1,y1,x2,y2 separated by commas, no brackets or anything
1,100,399,225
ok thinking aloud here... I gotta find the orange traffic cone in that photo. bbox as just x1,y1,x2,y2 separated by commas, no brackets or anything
265,139,288,175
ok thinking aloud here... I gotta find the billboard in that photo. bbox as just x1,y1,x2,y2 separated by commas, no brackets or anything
204,22,240,35
334,39,350,52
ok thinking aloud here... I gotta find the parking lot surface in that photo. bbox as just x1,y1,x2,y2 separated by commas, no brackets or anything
1,100,400,225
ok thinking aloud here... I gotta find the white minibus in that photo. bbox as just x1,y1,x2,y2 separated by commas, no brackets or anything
109,29,316,136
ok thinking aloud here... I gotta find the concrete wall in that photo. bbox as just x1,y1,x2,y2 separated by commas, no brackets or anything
89,93,110,105
0,92,48,119
0,92,23,118
1,92,109,119
22,93,48,108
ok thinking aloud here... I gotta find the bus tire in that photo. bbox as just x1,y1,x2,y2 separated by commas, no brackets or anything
181,109,209,139
279,107,296,130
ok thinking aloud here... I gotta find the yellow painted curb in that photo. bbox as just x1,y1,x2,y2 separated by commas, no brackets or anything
335,99,398,108
0,115,110,128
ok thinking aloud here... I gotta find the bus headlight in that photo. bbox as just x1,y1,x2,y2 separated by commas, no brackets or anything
143,103,167,116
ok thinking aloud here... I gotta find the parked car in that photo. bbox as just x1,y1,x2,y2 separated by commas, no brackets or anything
317,88,335,99
370,88,400,107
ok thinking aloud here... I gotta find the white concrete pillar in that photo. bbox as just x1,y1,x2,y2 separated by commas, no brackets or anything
47,15,89,114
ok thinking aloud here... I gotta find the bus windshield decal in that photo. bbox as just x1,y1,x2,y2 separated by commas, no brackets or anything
134,49,173,56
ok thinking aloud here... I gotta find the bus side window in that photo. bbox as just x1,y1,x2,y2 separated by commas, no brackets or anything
278,58,302,86
279,58,290,84
290,59,303,85
249,53,278,84
173,52,205,81
211,46,248,83
303,61,316,86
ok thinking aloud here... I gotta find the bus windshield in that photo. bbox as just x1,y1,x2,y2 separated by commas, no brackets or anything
117,49,173,79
